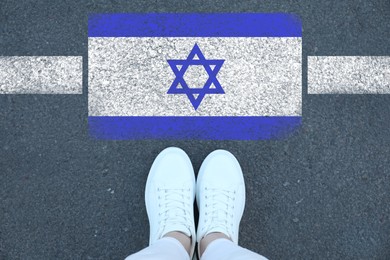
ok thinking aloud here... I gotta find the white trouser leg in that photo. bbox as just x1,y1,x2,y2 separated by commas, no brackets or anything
201,238,268,260
125,237,190,260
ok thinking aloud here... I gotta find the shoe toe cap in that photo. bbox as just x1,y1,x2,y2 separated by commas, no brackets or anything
199,150,244,188
150,147,195,187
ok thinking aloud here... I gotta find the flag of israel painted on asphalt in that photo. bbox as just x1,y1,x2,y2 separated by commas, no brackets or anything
88,13,302,140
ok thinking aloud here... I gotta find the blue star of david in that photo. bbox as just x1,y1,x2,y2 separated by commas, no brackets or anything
167,43,225,110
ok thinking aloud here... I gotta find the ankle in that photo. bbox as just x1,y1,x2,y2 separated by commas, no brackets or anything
199,232,231,257
164,231,192,256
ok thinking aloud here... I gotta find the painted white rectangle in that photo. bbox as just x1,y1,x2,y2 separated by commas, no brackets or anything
308,56,390,94
0,56,83,94
88,37,302,116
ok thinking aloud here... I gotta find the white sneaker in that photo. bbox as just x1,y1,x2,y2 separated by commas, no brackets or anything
196,150,246,245
145,147,196,257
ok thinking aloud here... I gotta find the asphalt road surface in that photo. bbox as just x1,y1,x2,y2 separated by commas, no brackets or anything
0,0,389,259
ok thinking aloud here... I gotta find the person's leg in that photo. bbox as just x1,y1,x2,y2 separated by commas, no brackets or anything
201,237,268,260
196,150,267,260
125,237,189,260
125,147,196,260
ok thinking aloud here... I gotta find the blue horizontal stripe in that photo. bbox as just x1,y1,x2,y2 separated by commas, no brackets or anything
88,13,302,37
88,116,301,140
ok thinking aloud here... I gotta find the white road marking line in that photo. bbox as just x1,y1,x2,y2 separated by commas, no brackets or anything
0,56,82,94
308,56,390,94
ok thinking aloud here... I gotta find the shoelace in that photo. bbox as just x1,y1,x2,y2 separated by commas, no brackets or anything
202,187,236,237
157,187,192,237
